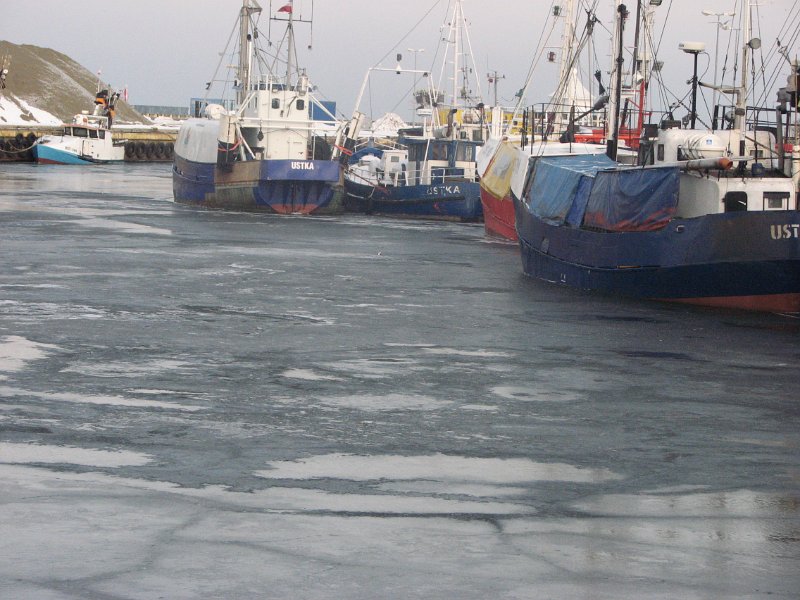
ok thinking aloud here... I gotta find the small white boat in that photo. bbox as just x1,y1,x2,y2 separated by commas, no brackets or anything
34,89,125,165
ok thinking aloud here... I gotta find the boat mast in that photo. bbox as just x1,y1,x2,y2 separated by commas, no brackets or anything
452,0,461,107
734,0,751,133
607,2,628,159
237,0,262,105
557,0,577,105
286,3,296,84
636,5,656,137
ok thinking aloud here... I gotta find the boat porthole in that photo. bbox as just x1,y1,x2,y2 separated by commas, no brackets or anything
675,225,685,233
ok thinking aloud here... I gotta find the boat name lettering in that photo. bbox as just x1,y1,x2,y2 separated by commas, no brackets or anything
291,161,314,170
770,224,800,240
425,185,461,196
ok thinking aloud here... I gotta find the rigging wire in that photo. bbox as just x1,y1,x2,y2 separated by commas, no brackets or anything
370,0,444,70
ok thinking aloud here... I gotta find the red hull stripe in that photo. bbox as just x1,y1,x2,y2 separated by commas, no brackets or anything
480,189,517,241
664,293,800,314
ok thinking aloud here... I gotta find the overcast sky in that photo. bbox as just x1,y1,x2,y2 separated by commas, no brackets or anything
3,0,797,122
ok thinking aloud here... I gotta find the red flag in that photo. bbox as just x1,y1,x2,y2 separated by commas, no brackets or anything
277,2,292,13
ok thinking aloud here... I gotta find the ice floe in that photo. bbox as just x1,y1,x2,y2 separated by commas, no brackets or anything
0,442,151,467
255,453,623,484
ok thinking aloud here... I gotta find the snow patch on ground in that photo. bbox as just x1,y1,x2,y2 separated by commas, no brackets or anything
0,94,61,125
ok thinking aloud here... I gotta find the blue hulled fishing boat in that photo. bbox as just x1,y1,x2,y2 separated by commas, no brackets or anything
343,133,483,221
513,1,800,313
339,0,485,221
34,89,125,165
172,0,342,214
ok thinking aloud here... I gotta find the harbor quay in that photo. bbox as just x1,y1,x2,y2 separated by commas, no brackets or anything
0,125,176,163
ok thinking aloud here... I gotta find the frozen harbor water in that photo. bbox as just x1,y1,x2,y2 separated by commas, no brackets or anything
0,164,798,599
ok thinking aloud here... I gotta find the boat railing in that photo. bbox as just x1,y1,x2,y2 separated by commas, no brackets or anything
405,164,477,186
353,138,405,153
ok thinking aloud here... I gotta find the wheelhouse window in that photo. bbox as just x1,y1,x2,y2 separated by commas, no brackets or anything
455,143,475,162
72,127,89,138
296,99,305,111
764,192,789,210
408,144,425,162
427,142,449,161
271,99,280,109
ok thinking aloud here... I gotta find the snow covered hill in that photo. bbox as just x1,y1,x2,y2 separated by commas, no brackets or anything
0,40,147,126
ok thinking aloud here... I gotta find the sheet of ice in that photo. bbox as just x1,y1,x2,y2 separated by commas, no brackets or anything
1,469,794,598
0,284,66,289
61,359,193,378
0,464,528,515
323,358,422,379
378,481,528,497
316,393,452,411
0,336,59,372
280,368,343,381
572,490,800,517
255,454,624,483
0,386,204,411
0,465,546,600
383,343,436,348
0,299,110,322
491,384,582,402
0,204,172,235
68,217,172,236
422,347,512,358
0,443,151,467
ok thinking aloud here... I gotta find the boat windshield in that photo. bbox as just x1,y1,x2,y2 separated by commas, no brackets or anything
71,127,89,138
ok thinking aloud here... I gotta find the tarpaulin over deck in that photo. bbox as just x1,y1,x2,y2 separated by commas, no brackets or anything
527,154,615,225
527,154,680,232
583,166,679,232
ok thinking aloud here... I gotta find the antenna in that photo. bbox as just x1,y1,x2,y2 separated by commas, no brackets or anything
486,70,505,106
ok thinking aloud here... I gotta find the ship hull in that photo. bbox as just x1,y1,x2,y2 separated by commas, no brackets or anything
515,197,800,313
173,155,340,215
343,179,482,222
33,143,123,165
480,186,517,241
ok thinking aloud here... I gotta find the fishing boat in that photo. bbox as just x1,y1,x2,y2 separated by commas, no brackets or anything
33,89,125,165
338,0,486,221
478,0,650,241
513,0,800,313
172,0,342,214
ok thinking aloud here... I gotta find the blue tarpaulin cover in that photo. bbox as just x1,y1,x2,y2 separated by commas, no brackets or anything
527,154,615,225
527,154,680,232
583,166,679,231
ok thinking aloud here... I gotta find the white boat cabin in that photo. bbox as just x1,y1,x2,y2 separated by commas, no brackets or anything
218,73,335,163
403,138,481,186
648,126,797,218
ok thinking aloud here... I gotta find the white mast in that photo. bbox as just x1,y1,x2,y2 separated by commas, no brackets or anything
237,0,262,105
558,0,577,101
452,0,461,106
734,0,751,132
286,2,296,84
